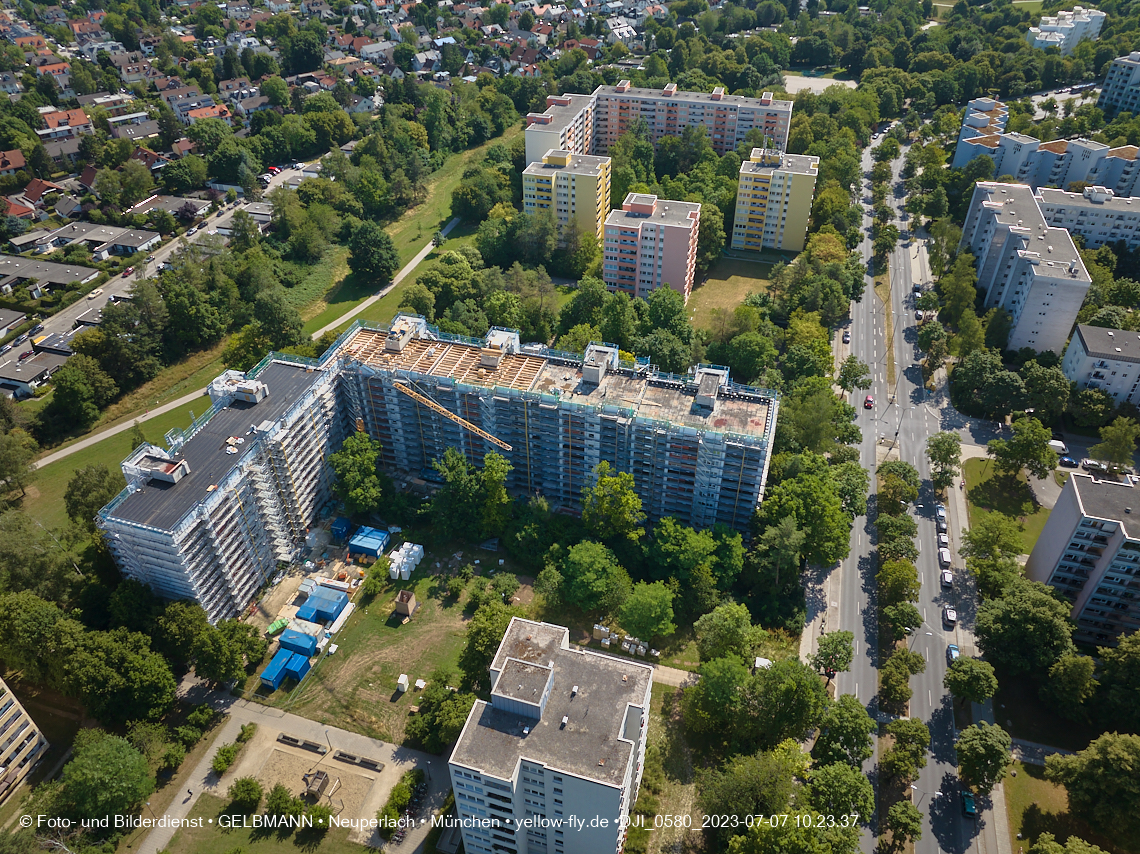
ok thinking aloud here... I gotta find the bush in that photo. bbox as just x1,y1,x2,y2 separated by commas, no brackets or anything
185,704,216,731
491,572,520,604
228,777,263,813
306,803,333,834
162,742,186,771
458,563,474,581
447,576,466,599
212,743,240,776
238,723,258,743
377,769,424,839
175,725,203,748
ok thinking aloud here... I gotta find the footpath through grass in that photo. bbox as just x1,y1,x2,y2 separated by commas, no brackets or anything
962,457,1051,554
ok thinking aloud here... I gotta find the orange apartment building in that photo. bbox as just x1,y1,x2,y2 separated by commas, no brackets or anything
603,193,700,300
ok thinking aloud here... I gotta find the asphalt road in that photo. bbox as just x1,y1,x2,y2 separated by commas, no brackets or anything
834,142,1002,854
0,165,304,380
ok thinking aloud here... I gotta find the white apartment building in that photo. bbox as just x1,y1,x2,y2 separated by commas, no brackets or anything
1062,324,1140,405
732,148,818,252
953,97,1008,159
603,193,700,300
448,618,653,854
0,675,49,801
1026,6,1105,55
1099,51,1140,116
1026,473,1140,645
960,182,1092,354
1037,185,1140,250
524,82,792,165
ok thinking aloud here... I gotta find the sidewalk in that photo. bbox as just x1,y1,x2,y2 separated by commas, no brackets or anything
33,218,463,472
1010,737,1073,766
970,698,1014,854
140,692,451,854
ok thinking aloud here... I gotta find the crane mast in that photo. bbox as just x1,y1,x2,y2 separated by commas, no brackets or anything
391,380,513,452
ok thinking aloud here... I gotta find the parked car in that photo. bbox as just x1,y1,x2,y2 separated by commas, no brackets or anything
13,333,27,345
1082,458,1109,473
187,226,198,235
947,643,960,662
943,606,958,625
913,282,922,293
145,254,155,263
122,266,135,277
938,547,952,567
962,790,976,818
938,533,949,547
18,350,33,361
1048,439,1069,454
268,166,281,175
864,395,874,409
941,569,954,588
30,323,43,334
842,330,851,344
915,310,924,321
937,517,947,533
87,288,103,300
0,343,10,354
936,503,947,519
1059,456,1078,468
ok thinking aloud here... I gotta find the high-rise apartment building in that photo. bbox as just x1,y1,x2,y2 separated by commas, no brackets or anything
1025,6,1105,55
1062,324,1140,405
960,182,1091,354
1099,52,1140,116
953,97,1009,159
522,150,612,238
524,83,792,166
448,617,653,854
524,93,596,166
1026,473,1140,645
1036,185,1140,250
0,675,49,801
100,317,779,618
602,193,700,300
731,148,819,252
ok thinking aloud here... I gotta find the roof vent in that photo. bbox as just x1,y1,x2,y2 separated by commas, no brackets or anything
571,685,578,696
561,716,568,727
523,726,530,735
1109,331,1115,336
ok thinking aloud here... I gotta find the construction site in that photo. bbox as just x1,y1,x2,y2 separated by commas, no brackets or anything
97,314,779,624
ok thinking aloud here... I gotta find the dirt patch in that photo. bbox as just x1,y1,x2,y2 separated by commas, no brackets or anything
253,749,377,818
512,575,535,607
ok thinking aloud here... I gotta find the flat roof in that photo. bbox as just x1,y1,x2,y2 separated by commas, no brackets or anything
594,84,793,110
1075,324,1140,364
526,91,595,136
451,619,652,787
0,351,67,383
107,361,323,531
1072,473,1140,538
0,254,99,286
973,183,1089,282
1038,185,1140,216
606,196,700,228
523,151,610,177
740,151,818,176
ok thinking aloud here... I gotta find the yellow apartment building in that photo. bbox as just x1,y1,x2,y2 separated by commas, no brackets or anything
522,149,612,238
732,148,819,253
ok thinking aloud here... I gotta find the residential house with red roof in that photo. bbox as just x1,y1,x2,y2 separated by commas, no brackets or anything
0,150,24,176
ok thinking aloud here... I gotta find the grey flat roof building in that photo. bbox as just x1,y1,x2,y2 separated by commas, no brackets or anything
0,254,100,290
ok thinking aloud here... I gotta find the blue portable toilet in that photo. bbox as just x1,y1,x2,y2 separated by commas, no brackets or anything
284,652,311,682
260,648,293,690
331,517,352,542
348,526,389,557
279,628,318,657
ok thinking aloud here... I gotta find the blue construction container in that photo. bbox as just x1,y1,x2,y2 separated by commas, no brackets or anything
348,526,389,557
331,517,352,542
284,652,311,681
279,628,318,657
296,586,349,623
260,648,293,690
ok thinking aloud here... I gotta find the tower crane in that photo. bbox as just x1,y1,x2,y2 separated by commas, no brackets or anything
391,380,513,452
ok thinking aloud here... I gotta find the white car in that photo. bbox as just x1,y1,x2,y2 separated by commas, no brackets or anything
943,606,958,625
87,288,103,300
941,569,954,588
936,503,947,519
938,533,949,547
938,547,952,567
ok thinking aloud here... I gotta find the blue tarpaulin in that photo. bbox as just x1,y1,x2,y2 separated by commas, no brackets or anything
260,648,293,690
348,526,389,557
279,628,317,657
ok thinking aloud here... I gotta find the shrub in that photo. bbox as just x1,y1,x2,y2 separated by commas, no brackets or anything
376,769,424,839
447,576,466,599
306,803,333,834
238,723,258,743
212,743,240,776
228,777,263,813
185,704,216,731
175,725,202,748
162,742,186,771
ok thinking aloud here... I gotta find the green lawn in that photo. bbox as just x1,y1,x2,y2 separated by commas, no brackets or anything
163,793,367,854
644,687,699,854
285,246,351,312
1004,761,1135,854
963,457,1051,554
655,627,799,672
689,257,773,331
385,125,522,268
21,399,204,530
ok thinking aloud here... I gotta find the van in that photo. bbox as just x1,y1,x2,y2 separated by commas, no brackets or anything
1048,440,1068,454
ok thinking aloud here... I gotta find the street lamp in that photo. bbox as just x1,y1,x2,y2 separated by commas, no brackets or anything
426,760,432,782
910,784,941,807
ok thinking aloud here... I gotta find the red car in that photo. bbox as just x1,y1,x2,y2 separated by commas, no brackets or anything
18,350,33,361
268,166,282,175
864,395,874,409
122,266,135,277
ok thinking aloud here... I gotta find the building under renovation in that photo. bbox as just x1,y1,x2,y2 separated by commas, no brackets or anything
98,316,778,622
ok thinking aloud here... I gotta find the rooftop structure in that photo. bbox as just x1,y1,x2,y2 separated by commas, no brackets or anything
960,182,1091,354
1036,185,1140,251
732,148,819,253
1026,473,1140,644
449,618,653,854
0,675,49,800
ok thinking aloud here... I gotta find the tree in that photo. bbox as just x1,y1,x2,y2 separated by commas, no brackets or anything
458,601,521,692
943,658,998,705
63,464,126,532
265,783,304,820
744,658,829,749
987,416,1056,479
837,355,871,393
885,801,923,845
348,221,400,283
812,693,874,767
1089,417,1140,467
0,429,38,497
880,717,930,783
877,559,920,607
926,431,962,493
955,721,1012,795
685,654,750,735
620,582,676,640
811,631,853,677
228,777,263,812
1046,733,1140,840
881,602,923,642
581,461,645,543
1042,654,1098,720
975,578,1075,675
559,541,631,614
405,677,478,753
262,75,289,107
694,602,766,663
1098,630,1140,732
59,731,154,821
806,762,874,819
1022,360,1071,422
697,743,806,848
1029,833,1112,854
960,512,1024,598
120,159,155,207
